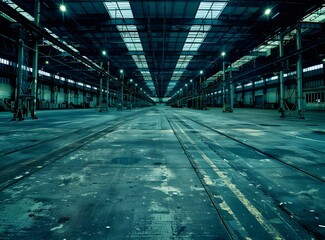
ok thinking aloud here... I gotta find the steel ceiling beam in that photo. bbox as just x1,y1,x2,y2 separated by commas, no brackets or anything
43,17,256,28
0,1,110,79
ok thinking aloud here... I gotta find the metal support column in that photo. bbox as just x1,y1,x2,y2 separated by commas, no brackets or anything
120,71,124,110
229,64,234,112
99,62,103,112
106,61,110,112
279,34,285,118
31,0,40,119
296,24,304,119
222,61,227,112
197,75,203,110
191,80,194,108
13,39,24,121
106,80,109,111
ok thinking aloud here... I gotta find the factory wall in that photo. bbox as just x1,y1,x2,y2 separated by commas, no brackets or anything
204,63,325,111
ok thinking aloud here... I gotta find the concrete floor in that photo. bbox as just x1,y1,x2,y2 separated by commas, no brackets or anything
0,106,324,239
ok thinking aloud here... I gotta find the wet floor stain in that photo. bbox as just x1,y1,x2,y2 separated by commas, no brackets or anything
313,130,325,135
57,216,70,224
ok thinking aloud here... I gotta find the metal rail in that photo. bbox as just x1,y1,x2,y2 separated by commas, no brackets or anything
165,112,237,240
174,112,324,183
0,109,149,192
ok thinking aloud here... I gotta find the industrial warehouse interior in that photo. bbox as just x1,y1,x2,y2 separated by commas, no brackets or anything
0,0,324,239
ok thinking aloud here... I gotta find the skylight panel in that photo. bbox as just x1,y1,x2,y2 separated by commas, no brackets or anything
196,10,209,19
104,1,134,19
302,5,325,23
3,0,35,21
117,25,144,51
195,1,227,19
175,56,193,69
232,55,257,68
189,43,201,51
132,55,149,69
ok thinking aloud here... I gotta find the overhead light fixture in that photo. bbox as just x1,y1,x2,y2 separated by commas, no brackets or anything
60,4,66,12
265,8,271,15
102,50,107,56
200,70,203,74
221,51,226,57
45,60,49,64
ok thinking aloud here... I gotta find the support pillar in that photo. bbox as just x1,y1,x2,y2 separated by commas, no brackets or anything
106,61,110,112
279,34,285,118
229,64,234,112
99,62,103,112
191,80,194,108
296,24,304,119
13,39,24,121
31,0,40,119
222,61,227,112
120,72,124,110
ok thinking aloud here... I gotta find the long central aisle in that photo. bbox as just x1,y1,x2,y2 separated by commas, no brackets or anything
1,106,323,239
0,107,231,239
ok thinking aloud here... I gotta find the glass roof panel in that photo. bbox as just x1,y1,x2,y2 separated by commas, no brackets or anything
302,5,325,23
195,1,227,19
104,1,134,19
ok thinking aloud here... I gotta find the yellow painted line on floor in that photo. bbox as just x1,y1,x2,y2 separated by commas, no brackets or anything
192,159,252,240
173,120,284,240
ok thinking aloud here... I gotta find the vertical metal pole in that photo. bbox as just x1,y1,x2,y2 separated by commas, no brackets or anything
14,39,24,120
296,24,304,119
229,63,233,112
30,0,40,119
99,62,103,112
279,34,285,118
222,61,226,112
106,61,109,111
192,79,194,109
197,75,202,110
121,73,124,110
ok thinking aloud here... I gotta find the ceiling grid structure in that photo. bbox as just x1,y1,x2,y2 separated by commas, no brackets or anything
0,0,324,100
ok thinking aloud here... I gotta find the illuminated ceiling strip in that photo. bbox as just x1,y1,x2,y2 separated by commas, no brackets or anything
104,1,155,94
232,55,257,69
168,1,227,94
302,4,325,23
195,1,226,19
